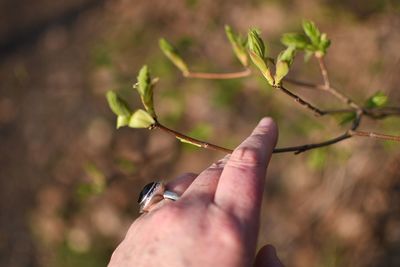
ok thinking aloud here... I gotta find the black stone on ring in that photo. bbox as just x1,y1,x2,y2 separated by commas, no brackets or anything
138,181,179,213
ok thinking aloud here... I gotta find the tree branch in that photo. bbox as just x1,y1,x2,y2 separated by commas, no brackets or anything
274,84,326,116
316,56,362,111
316,55,331,88
154,122,233,153
284,77,400,119
349,130,400,142
145,54,400,156
274,132,352,154
364,107,400,119
151,114,399,156
185,69,251,79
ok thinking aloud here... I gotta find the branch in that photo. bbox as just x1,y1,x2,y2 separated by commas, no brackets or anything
316,56,362,111
284,78,400,118
275,111,362,154
143,56,399,156
274,132,352,154
364,107,400,119
274,84,326,116
154,120,353,155
285,64,361,111
154,122,233,153
152,116,400,155
316,55,331,88
185,69,251,79
349,130,400,142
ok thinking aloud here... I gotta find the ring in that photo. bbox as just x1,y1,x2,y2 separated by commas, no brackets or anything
138,181,179,213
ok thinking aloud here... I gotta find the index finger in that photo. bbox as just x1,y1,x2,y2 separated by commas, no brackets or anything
214,118,277,225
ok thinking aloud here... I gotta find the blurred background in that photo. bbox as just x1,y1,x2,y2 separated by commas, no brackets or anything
1,0,400,266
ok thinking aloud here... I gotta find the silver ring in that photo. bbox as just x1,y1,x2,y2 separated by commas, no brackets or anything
138,181,179,213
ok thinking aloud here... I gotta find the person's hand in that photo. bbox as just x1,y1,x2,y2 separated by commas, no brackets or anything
109,118,283,267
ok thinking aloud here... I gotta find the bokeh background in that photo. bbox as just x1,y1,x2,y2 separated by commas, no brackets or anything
1,0,400,266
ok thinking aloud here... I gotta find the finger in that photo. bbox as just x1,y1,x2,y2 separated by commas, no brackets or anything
254,245,284,267
215,118,277,224
165,172,198,195
181,155,230,202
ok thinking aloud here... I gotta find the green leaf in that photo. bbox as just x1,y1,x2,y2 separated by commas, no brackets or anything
281,33,310,50
159,38,189,76
137,65,151,96
302,20,331,55
225,25,248,67
247,29,274,85
274,61,289,86
365,91,388,108
128,109,155,128
302,20,321,47
274,46,296,85
250,51,274,85
136,65,156,118
106,90,132,117
116,115,130,128
247,28,265,59
319,33,331,54
277,46,296,64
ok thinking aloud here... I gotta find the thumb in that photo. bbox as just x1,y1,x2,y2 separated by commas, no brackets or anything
254,245,284,267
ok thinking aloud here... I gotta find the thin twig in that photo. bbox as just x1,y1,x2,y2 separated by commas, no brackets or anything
316,56,362,111
148,54,400,155
349,130,400,142
274,84,326,116
316,55,331,88
284,78,400,118
151,118,400,155
364,107,400,119
274,132,352,154
275,112,362,154
185,69,251,79
154,122,233,153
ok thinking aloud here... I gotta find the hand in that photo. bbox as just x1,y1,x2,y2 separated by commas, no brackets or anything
109,118,283,267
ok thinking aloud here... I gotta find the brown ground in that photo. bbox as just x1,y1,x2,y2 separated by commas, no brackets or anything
1,0,400,266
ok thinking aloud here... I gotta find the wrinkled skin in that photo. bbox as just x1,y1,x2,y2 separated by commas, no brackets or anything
109,118,284,267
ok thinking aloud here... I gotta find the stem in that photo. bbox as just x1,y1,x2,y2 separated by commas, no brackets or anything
274,84,326,116
274,132,352,154
151,120,399,155
365,107,400,119
283,79,400,118
154,122,233,153
185,68,251,79
316,56,362,111
349,130,400,142
316,55,331,88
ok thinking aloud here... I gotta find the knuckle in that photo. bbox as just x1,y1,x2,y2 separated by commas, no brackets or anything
229,146,262,167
